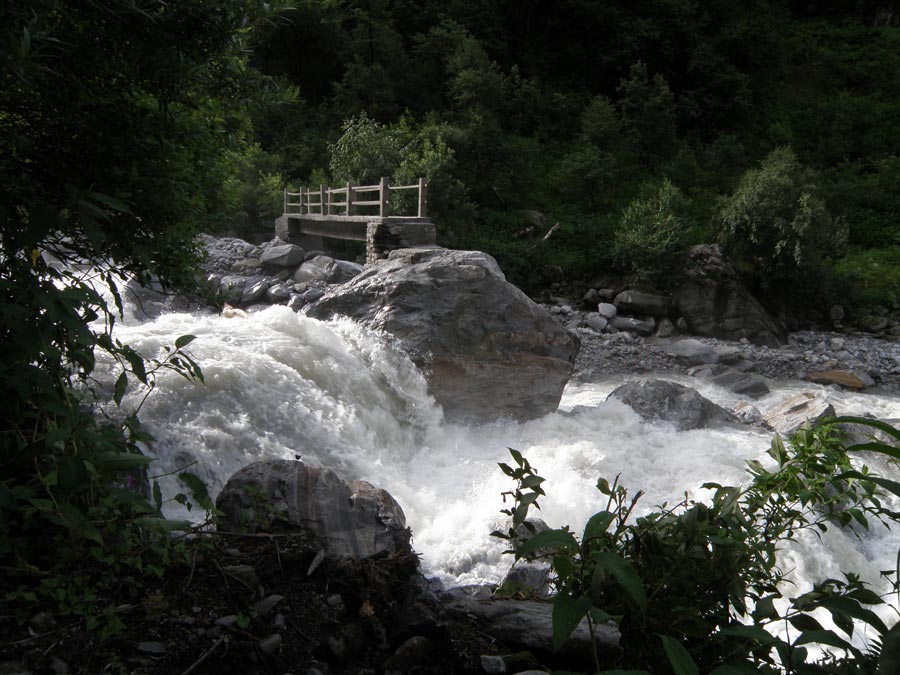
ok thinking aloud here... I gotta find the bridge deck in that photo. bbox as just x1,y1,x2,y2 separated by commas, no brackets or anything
284,214,432,242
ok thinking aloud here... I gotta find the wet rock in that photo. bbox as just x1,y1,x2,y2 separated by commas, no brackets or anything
216,460,410,560
762,393,836,436
655,317,676,337
305,248,579,423
711,371,770,399
222,564,261,590
501,561,552,598
732,401,762,425
266,283,291,303
608,380,733,430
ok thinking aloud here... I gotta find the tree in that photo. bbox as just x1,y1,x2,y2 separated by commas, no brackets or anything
0,0,287,631
717,146,846,289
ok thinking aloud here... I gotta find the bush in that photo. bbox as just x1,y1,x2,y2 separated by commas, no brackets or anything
718,147,847,290
612,178,691,284
495,417,900,673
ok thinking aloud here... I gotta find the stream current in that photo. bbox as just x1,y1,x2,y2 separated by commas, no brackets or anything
94,301,900,646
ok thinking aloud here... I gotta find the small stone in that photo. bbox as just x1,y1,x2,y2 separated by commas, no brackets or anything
828,305,844,324
655,317,676,337
137,642,166,655
29,611,56,632
252,595,284,617
732,401,762,425
215,615,238,628
585,315,608,332
259,633,283,655
597,302,617,319
223,564,261,590
272,613,287,630
384,636,434,672
50,658,70,674
480,654,507,674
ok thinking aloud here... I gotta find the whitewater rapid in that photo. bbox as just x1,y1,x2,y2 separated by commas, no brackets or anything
93,303,900,643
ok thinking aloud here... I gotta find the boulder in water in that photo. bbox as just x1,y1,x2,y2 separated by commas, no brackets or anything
608,379,733,430
762,393,835,436
305,248,579,423
216,459,410,561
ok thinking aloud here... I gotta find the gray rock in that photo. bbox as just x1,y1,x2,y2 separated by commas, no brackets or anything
582,288,600,308
260,244,306,268
608,380,733,430
611,316,655,336
712,345,742,364
585,314,608,332
441,594,620,660
711,371,770,399
614,290,673,317
294,255,360,285
287,294,305,312
384,636,434,673
664,339,719,366
222,564,260,590
251,595,284,617
480,655,507,674
240,278,271,305
672,244,787,346
137,642,166,655
762,393,836,436
732,401,762,425
49,659,69,675
305,248,578,423
266,283,291,303
258,633,282,655
302,287,326,303
828,305,845,324
502,561,552,599
216,460,410,560
655,317,676,337
864,317,889,333
597,302,617,319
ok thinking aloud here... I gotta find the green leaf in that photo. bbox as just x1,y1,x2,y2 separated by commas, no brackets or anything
812,595,888,635
582,511,615,542
551,593,592,651
659,635,699,675
114,371,128,406
174,334,196,349
789,614,824,632
517,528,579,555
794,628,852,650
591,551,647,612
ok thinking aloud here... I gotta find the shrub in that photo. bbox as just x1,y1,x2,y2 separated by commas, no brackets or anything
495,417,900,673
612,178,691,284
718,147,847,290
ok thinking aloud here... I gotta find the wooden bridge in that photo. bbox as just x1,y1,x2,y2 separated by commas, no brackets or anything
276,177,436,263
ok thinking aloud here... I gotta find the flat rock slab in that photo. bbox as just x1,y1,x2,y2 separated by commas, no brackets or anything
614,289,673,317
663,339,719,366
762,392,835,436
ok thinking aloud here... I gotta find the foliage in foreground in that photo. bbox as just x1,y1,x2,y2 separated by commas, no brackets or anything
0,0,287,635
495,417,900,673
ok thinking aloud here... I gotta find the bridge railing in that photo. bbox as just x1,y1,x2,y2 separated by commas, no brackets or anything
284,177,427,220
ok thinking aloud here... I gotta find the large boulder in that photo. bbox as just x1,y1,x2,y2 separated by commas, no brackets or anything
216,460,411,561
672,245,787,347
305,248,579,422
608,380,733,430
294,255,362,285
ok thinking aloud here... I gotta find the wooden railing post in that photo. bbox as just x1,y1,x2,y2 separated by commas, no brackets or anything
298,187,305,215
319,184,327,215
418,177,427,218
379,177,390,219
346,181,355,216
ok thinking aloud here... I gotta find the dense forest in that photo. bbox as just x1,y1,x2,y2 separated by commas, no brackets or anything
2,1,900,672
226,0,900,324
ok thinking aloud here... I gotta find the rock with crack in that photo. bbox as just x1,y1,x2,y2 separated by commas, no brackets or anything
215,460,410,560
762,393,835,436
305,248,579,423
